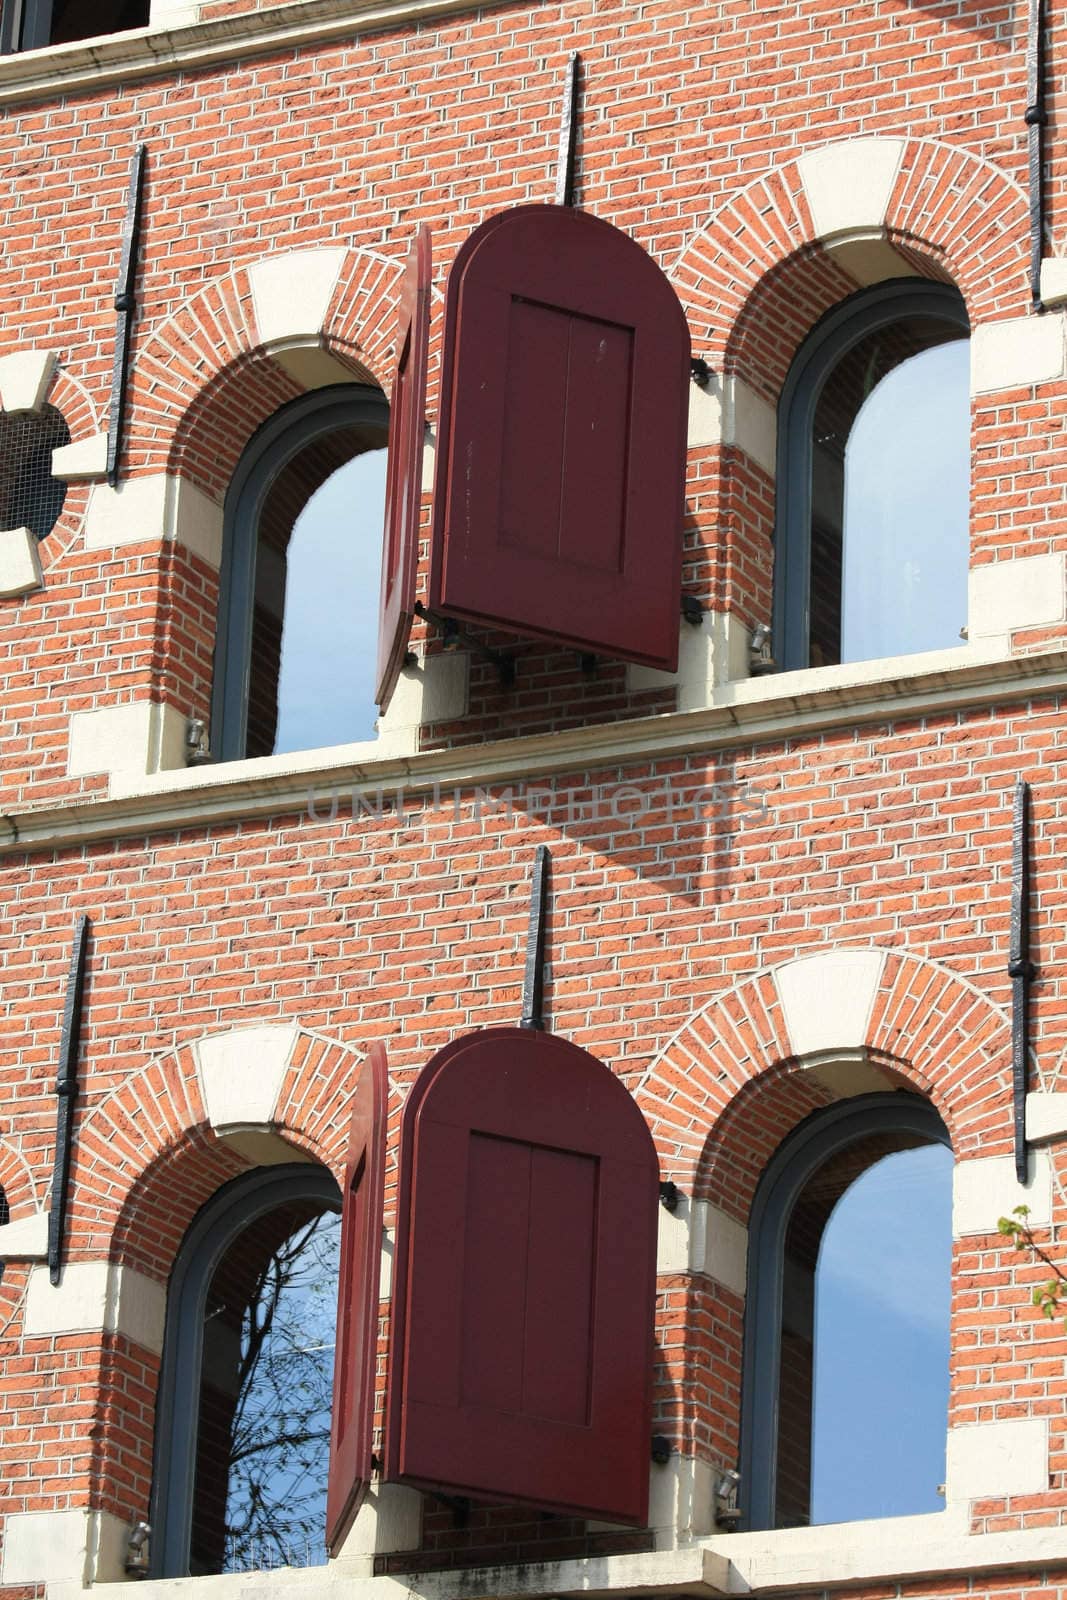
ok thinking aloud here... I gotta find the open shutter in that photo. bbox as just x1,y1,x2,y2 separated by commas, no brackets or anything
326,1042,388,1554
385,1027,659,1524
376,226,432,708
429,205,690,671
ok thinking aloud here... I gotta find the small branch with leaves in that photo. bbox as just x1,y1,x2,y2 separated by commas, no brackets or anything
997,1204,1067,1324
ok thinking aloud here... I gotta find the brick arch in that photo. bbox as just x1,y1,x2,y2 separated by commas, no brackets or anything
635,947,1013,1200
673,136,1030,376
72,1025,369,1281
123,244,404,496
0,1136,39,1219
38,366,99,575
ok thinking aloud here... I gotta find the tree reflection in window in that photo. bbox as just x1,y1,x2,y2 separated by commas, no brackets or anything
190,1200,341,1574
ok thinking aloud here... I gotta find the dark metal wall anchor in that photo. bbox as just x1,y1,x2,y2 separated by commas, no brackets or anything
47,915,91,1285
1026,0,1047,308
519,844,550,1031
107,144,148,487
554,52,581,207
1010,781,1037,1182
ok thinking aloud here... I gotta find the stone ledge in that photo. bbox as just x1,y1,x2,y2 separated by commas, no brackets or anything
39,1518,1067,1600
2,644,1066,860
0,0,517,106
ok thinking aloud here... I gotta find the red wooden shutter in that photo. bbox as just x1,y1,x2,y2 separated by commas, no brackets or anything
428,205,690,671
385,1027,659,1524
326,1042,389,1553
376,226,432,708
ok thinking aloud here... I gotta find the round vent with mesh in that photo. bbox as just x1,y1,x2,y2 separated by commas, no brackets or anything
0,405,71,541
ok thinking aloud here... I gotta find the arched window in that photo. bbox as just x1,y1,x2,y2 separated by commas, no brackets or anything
739,1092,952,1530
774,280,970,672
212,385,389,763
151,1165,342,1577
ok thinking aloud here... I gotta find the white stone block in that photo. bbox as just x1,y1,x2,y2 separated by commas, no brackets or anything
797,138,905,239
774,949,886,1056
68,700,188,796
272,344,369,392
968,552,1065,638
23,1261,166,1353
338,1483,422,1558
196,1024,299,1131
971,314,1066,394
52,430,109,482
657,1199,690,1275
85,474,167,550
0,347,56,413
952,1149,1052,1237
826,235,920,287
690,1201,748,1298
946,1418,1048,1501
1039,258,1067,307
0,525,43,598
0,1208,48,1260
803,1048,901,1099
249,247,348,346
626,611,751,709
647,1455,715,1546
2,1508,95,1586
687,374,776,476
1026,1091,1067,1144
376,648,469,749
85,473,223,567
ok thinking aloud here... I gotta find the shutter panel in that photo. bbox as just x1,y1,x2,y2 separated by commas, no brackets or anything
326,1042,389,1554
428,206,690,671
385,1027,659,1525
376,226,432,708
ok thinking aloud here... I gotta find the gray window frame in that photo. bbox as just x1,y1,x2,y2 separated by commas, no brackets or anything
738,1090,951,1531
772,279,970,673
211,383,390,764
150,1163,342,1579
0,0,51,51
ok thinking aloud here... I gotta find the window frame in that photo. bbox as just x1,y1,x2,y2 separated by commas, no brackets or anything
738,1090,952,1532
211,384,390,764
772,279,970,673
150,1163,342,1579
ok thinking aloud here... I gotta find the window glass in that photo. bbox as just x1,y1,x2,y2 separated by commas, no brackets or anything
2,0,149,51
271,449,387,754
808,318,968,667
49,0,149,43
811,1143,953,1522
190,1200,341,1574
772,1132,952,1527
217,390,390,764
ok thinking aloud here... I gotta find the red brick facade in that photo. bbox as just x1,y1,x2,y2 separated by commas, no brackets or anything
1,0,1067,1594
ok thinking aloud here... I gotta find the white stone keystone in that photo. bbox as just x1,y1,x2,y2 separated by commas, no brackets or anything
195,1024,300,1131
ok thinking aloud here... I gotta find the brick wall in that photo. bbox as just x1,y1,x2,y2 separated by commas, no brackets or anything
1,0,1066,1588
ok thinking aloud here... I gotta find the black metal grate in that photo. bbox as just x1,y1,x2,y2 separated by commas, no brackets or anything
0,1185,8,1228
0,404,71,541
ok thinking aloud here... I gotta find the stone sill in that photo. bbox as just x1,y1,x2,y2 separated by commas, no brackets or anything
0,0,511,106
52,1517,1067,1600
3,643,1067,858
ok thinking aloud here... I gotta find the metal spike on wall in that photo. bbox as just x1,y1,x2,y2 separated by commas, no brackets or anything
1025,0,1046,307
47,915,90,1285
1009,781,1036,1182
519,845,550,1030
554,53,581,207
107,145,148,487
